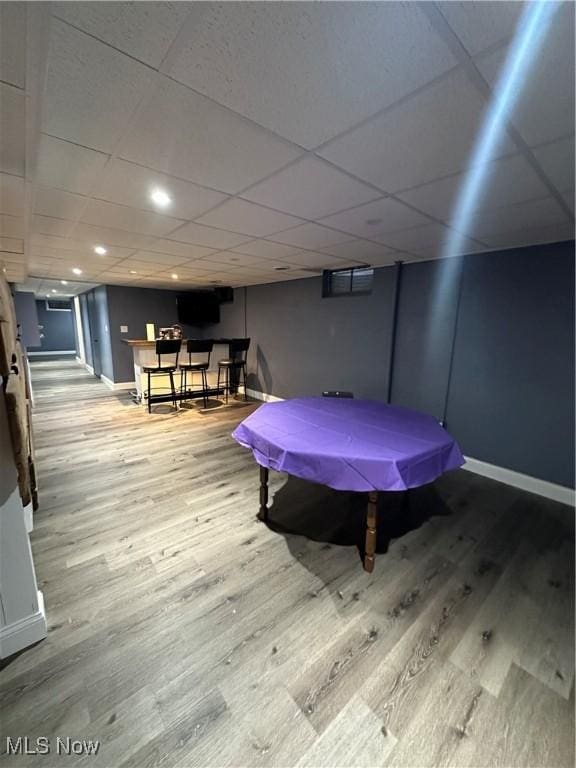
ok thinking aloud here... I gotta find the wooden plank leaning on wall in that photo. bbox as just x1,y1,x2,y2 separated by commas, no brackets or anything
0,273,38,510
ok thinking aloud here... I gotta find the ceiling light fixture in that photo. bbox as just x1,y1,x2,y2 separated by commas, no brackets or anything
94,245,107,255
51,289,57,293
72,268,82,275
129,270,137,275
171,273,178,280
150,188,172,209
61,280,68,285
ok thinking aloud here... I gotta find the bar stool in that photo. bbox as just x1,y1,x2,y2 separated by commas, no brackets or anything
217,338,250,403
179,339,213,409
142,339,181,414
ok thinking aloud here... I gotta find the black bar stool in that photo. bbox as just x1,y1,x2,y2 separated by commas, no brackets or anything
179,339,213,409
217,338,250,404
142,339,181,413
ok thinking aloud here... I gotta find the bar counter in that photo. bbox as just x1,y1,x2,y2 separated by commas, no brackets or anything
122,338,238,406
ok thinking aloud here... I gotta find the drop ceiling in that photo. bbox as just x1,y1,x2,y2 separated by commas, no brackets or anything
1,1,574,296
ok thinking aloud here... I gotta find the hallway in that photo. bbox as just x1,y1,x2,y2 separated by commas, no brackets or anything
0,360,574,768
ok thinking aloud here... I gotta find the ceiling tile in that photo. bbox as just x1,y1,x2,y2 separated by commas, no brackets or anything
285,251,358,269
129,250,191,267
166,222,251,250
464,196,570,240
34,187,87,221
144,239,216,260
43,19,156,153
197,251,270,268
196,199,303,237
437,1,524,56
80,199,184,237
52,2,190,68
0,2,26,89
0,84,25,176
243,156,381,219
562,187,574,214
378,221,481,256
0,215,24,238
397,153,551,224
105,259,159,276
71,222,156,250
0,173,25,216
165,2,456,148
270,222,354,250
531,136,575,195
31,214,76,237
119,77,302,193
319,239,398,264
230,239,301,260
35,135,110,195
475,2,575,147
320,197,430,239
479,220,575,250
94,158,229,220
319,68,516,193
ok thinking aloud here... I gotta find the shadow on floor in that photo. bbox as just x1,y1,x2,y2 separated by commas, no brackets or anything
259,475,453,572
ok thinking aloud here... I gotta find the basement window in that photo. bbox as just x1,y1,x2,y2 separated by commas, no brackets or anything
45,299,72,311
322,266,374,297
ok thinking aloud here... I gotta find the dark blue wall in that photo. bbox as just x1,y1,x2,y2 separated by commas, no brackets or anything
13,292,41,348
207,240,575,488
29,299,75,352
244,270,395,399
446,242,574,487
105,286,204,382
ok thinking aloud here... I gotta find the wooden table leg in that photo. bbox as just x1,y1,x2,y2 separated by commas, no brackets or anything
364,491,378,573
259,465,269,521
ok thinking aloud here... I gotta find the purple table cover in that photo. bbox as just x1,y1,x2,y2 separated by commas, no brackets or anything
232,397,464,492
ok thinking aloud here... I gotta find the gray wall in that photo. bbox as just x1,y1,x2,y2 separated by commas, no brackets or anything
29,299,75,352
13,292,40,348
204,240,574,488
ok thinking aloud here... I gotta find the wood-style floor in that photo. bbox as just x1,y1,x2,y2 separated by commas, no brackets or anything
1,360,574,768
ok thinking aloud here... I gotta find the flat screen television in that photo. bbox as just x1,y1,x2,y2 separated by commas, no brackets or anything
177,291,220,325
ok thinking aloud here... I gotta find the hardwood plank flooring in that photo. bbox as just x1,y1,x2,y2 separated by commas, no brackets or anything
0,360,573,767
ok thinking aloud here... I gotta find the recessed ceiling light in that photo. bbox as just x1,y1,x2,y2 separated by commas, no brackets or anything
72,268,82,275
171,273,178,280
51,289,57,293
94,245,107,255
129,270,137,275
150,188,172,209
61,280,68,285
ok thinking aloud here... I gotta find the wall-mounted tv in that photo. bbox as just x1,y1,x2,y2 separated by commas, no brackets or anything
177,291,220,325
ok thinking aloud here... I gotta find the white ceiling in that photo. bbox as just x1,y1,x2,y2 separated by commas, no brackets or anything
1,1,574,295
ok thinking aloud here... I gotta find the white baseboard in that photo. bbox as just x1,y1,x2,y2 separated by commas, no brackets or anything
463,456,574,507
101,375,136,392
84,363,94,375
28,350,76,356
0,590,47,659
23,502,33,534
246,390,574,506
245,387,283,403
